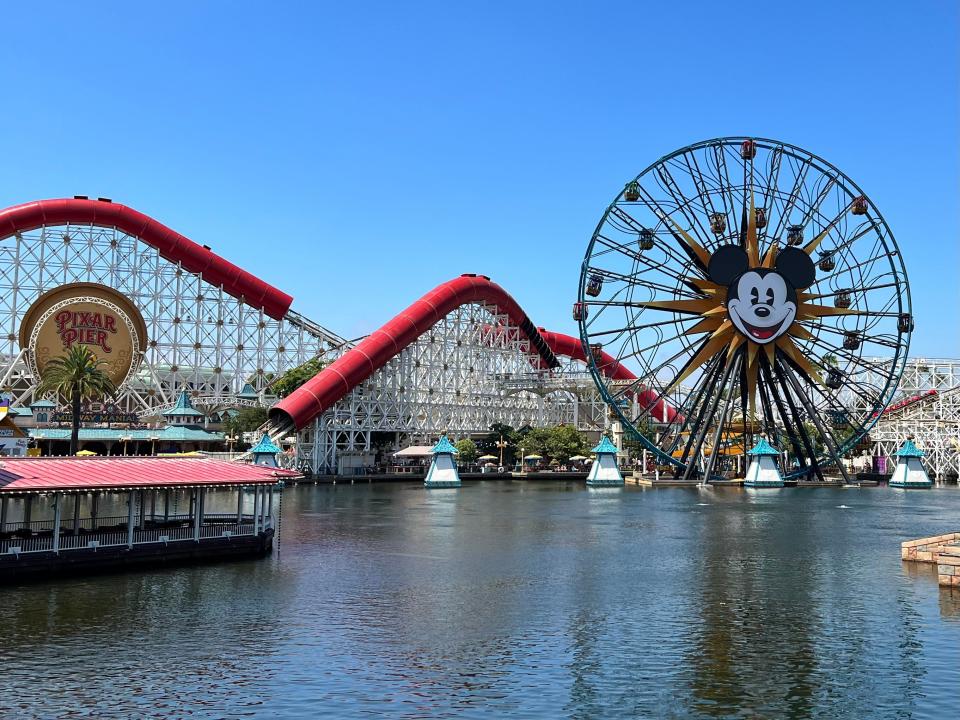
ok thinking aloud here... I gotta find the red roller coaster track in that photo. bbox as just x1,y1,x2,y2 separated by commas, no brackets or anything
0,198,676,432
272,274,677,430
0,198,293,319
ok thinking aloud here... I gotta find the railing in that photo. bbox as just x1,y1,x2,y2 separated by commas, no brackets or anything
0,516,270,556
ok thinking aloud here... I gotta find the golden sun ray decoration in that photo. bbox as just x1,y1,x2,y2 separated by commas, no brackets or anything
642,192,855,419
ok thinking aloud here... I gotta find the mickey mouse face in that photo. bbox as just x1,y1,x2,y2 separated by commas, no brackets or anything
707,244,815,345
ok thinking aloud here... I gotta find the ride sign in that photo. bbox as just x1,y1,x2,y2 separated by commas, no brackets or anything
20,282,148,388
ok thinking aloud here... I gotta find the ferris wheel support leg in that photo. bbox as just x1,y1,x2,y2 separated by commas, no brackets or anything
781,364,852,485
681,354,741,483
701,351,745,484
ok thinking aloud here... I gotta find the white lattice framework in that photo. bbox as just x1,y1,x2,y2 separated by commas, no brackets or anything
868,358,960,480
0,223,345,417
297,303,608,474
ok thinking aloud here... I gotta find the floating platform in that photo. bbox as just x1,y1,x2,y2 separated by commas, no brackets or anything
1,529,273,582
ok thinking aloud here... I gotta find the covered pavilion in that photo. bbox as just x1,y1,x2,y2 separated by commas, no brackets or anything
0,456,299,580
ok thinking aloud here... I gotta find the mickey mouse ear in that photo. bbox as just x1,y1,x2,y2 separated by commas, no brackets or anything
775,247,816,289
707,245,749,286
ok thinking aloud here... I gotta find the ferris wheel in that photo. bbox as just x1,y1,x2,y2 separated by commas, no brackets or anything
577,137,912,481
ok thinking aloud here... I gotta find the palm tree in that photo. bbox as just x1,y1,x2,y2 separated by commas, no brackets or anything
36,345,117,455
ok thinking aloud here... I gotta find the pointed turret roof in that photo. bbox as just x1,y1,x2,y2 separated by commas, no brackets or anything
747,438,780,456
893,439,925,458
431,435,459,455
250,433,281,455
237,383,259,400
591,436,618,455
162,390,204,417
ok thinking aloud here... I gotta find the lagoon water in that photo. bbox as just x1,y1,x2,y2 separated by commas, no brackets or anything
3,481,959,719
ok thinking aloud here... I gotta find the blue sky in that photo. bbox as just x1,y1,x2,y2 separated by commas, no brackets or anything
1,1,957,356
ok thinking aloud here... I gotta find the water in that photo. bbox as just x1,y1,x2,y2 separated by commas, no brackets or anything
2,481,959,719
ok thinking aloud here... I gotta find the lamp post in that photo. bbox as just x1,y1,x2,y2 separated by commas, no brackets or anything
495,435,508,466
226,434,238,454
520,446,525,474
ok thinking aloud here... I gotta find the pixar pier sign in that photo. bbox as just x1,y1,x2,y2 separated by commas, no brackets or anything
19,282,148,389
54,309,119,354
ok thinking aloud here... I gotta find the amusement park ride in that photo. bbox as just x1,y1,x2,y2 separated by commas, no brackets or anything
0,138,955,480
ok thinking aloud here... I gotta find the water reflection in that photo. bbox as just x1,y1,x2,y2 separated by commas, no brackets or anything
2,482,959,719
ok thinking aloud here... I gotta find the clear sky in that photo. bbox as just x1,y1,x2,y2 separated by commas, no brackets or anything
1,1,957,356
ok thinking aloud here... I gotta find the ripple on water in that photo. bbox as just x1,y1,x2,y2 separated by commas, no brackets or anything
1,483,959,719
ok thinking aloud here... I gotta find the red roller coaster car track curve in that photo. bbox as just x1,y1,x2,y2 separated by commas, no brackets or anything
0,198,293,319
272,274,677,430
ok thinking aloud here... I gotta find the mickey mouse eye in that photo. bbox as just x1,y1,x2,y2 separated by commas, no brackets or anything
750,287,759,304
765,288,775,304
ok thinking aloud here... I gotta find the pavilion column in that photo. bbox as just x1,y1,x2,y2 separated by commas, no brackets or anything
236,487,244,524
193,489,203,542
126,491,136,548
0,496,7,532
24,495,33,529
52,493,62,554
253,485,261,534
266,486,274,528
91,492,99,530
139,490,147,530
163,490,170,523
150,490,157,522
72,493,81,532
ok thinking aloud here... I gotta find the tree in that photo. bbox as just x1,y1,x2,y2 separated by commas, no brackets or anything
544,425,590,463
224,406,269,444
270,357,326,398
36,345,116,455
518,425,590,463
454,438,478,463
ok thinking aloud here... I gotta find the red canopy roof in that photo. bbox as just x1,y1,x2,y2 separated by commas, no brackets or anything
0,457,299,493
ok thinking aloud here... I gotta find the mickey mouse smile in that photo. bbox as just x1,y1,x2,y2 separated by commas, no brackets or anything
737,315,789,342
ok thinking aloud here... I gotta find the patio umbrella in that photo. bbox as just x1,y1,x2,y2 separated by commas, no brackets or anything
477,454,498,461
75,449,97,456
523,454,543,460
568,455,588,461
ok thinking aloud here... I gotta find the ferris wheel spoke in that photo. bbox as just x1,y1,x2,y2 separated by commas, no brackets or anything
654,164,714,246
659,351,726,460
760,355,808,469
593,228,695,283
680,153,721,222
587,315,699,339
585,267,704,300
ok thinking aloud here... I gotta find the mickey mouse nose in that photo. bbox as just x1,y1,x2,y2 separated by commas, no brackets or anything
755,306,771,318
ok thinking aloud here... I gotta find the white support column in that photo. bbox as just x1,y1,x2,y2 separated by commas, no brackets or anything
127,491,136,548
253,485,261,534
192,489,203,541
52,493,62,554
266,486,274,529
236,486,244,523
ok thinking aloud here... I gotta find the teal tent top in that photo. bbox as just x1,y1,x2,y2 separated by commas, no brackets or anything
893,439,925,458
29,398,57,408
747,438,780,456
162,390,204,417
250,433,281,455
591,436,618,455
237,382,259,400
431,435,459,455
